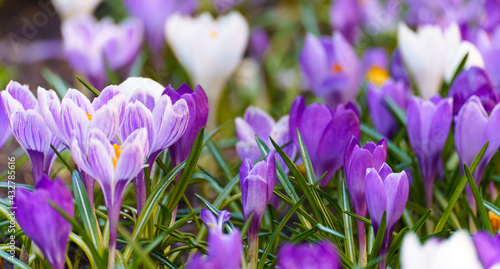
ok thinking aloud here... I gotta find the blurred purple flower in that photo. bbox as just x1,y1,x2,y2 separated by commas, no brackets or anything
407,96,453,208
289,96,360,185
484,0,500,32
213,0,243,12
473,231,500,269
390,49,412,86
249,27,270,61
200,209,231,232
329,0,362,44
474,27,500,91
278,241,341,269
188,229,242,269
0,94,11,150
299,33,362,107
14,175,74,269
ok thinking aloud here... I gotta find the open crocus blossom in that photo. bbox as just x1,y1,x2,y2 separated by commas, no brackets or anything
188,229,242,269
278,241,341,269
200,209,231,232
62,15,144,90
299,32,362,107
50,0,102,20
0,94,11,150
473,231,500,269
455,96,500,211
71,128,148,267
14,175,74,269
165,11,249,125
289,96,360,185
407,96,453,208
365,163,409,268
344,137,387,262
1,81,63,183
401,231,483,269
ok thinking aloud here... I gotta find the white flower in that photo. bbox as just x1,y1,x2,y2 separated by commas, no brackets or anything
118,77,165,101
401,231,483,269
444,41,485,83
51,0,102,20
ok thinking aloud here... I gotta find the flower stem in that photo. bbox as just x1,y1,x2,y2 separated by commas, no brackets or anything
247,232,259,269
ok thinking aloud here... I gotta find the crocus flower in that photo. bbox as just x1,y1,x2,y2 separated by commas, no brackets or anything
62,15,144,90
344,137,387,262
401,231,483,269
455,96,500,211
123,0,198,53
240,150,276,268
289,96,360,185
249,27,269,61
448,67,498,115
367,79,410,138
390,49,411,86
365,163,409,268
474,27,500,91
235,106,295,172
0,94,11,150
165,12,249,127
489,211,500,233
299,33,362,107
50,0,102,20
473,231,500,269
200,209,231,232
363,48,389,87
14,175,74,269
188,229,242,269
407,96,453,208
71,128,148,266
329,0,362,44
1,81,63,183
277,241,341,269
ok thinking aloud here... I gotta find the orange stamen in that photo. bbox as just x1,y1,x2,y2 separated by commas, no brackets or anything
489,211,500,233
210,30,218,38
85,112,92,120
331,64,343,73
112,144,121,169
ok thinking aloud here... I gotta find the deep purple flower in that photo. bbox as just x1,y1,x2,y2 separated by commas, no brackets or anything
299,33,362,107
407,96,453,208
249,27,270,61
484,0,500,32
14,175,74,269
200,209,231,232
474,27,500,91
278,242,341,269
365,163,409,269
188,229,242,269
367,79,410,138
455,96,500,212
0,94,11,150
329,0,362,44
289,96,360,185
473,231,500,269
1,81,64,183
390,49,412,86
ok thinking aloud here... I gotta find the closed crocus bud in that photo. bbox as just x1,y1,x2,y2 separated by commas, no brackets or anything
367,79,410,138
474,27,500,91
448,67,498,115
188,229,242,269
278,241,341,269
407,96,453,208
299,33,362,107
473,231,500,269
1,81,64,183
455,96,500,212
50,0,101,20
401,231,483,269
165,12,249,127
14,175,74,269
249,27,270,61
289,96,360,186
200,209,231,232
0,94,11,150
365,163,409,269
329,0,362,44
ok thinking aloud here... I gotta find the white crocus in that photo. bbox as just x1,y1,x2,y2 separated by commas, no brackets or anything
444,41,485,83
401,231,483,269
118,77,165,102
51,0,102,20
165,11,249,126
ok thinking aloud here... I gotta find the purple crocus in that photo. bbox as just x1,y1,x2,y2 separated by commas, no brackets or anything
289,96,360,185
344,137,387,262
14,175,74,269
1,81,64,183
71,128,148,266
407,96,453,208
200,209,231,232
188,229,242,269
455,96,500,212
363,48,389,86
474,27,500,91
329,0,362,44
472,231,500,269
249,27,270,61
365,163,409,269
390,49,412,86
367,79,410,138
277,241,341,269
0,94,11,150
240,150,276,268
299,32,362,107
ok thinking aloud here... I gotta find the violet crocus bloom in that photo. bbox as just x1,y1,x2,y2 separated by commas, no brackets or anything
289,96,360,185
299,33,362,107
200,209,231,232
473,231,500,269
14,175,74,269
363,48,389,82
249,27,270,61
61,15,144,89
188,229,242,269
365,163,409,269
474,27,500,91
329,0,362,44
390,49,412,86
367,79,410,138
1,81,64,183
0,94,11,150
407,96,453,208
277,241,341,269
344,137,387,262
455,96,500,212
71,128,148,266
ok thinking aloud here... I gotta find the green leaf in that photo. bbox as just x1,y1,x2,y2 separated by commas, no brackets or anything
383,95,407,126
368,211,387,266
296,130,317,185
240,213,254,238
386,227,409,268
484,201,500,217
0,250,30,269
411,210,431,233
42,68,70,98
150,250,178,269
76,75,100,97
316,224,346,239
51,145,72,173
464,164,494,233
340,180,355,264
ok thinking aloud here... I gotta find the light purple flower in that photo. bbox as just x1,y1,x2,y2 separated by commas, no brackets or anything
1,81,63,183
329,0,362,44
289,96,360,185
407,96,453,208
14,175,74,269
249,27,269,61
188,229,242,269
473,231,500,269
200,209,231,232
299,33,362,107
474,27,500,91
0,94,11,150
278,241,341,269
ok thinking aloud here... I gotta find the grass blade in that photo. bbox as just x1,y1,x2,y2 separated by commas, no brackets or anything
464,164,494,233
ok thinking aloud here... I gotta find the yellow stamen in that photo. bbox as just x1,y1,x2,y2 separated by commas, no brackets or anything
489,211,500,233
273,131,278,136
85,112,92,120
112,144,121,169
210,30,218,38
208,223,216,228
366,66,390,87
330,64,343,73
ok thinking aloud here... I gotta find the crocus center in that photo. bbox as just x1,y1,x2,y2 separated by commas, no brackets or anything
85,112,92,120
112,144,122,169
210,30,218,38
366,66,389,87
489,211,500,233
330,64,343,73
208,223,216,229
